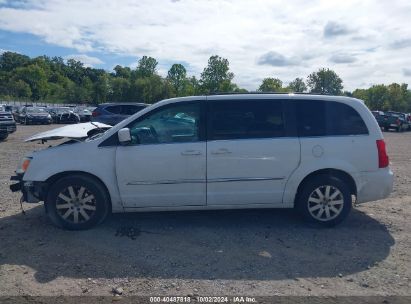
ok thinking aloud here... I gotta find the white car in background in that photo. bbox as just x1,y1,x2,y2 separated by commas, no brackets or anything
10,94,394,230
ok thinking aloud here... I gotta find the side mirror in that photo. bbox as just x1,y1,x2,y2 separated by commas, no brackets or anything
118,128,131,144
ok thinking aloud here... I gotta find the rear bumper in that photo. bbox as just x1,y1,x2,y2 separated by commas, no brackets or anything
356,168,394,203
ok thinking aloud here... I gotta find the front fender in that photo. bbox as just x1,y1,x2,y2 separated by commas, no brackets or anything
22,143,123,212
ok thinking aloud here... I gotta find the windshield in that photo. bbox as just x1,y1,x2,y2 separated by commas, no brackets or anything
27,107,47,113
54,108,71,114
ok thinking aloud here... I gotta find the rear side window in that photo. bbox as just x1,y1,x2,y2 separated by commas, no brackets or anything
297,100,368,137
122,105,145,115
208,99,285,140
105,105,122,114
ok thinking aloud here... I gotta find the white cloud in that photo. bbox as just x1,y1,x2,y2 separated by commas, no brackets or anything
0,0,411,90
64,54,103,67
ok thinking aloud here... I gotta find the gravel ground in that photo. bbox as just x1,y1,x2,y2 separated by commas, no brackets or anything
0,124,410,297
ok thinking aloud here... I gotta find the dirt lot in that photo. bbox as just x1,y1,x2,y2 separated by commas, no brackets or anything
0,124,410,297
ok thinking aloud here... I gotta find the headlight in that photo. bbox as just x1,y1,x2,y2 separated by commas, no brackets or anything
27,114,33,118
16,157,32,175
47,114,51,119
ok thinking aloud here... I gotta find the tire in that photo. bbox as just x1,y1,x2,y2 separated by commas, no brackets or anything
296,175,352,227
45,174,110,230
0,133,8,141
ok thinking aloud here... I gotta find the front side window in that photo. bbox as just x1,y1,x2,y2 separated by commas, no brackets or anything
208,99,285,140
129,102,201,145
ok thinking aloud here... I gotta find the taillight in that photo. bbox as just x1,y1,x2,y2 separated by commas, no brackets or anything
92,110,100,117
376,139,389,168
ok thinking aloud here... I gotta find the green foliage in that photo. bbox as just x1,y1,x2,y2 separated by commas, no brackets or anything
167,64,187,96
288,77,307,93
352,83,411,112
1,52,410,112
258,78,283,92
136,56,158,78
200,55,234,93
307,68,343,95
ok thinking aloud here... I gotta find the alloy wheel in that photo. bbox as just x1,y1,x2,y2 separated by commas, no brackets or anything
307,185,344,221
55,185,97,224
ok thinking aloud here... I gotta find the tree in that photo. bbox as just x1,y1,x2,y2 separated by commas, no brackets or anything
113,65,131,79
258,78,283,92
14,64,49,100
110,77,131,101
92,73,110,104
0,52,30,72
9,79,32,98
136,56,158,78
307,68,343,95
200,55,234,93
288,77,307,92
167,64,187,96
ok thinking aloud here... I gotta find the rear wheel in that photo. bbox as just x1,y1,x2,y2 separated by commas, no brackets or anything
46,175,110,230
297,175,352,227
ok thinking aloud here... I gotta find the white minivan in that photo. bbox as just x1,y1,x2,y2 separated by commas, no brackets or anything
10,94,394,230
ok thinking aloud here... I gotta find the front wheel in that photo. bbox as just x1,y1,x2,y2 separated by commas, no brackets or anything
46,175,110,230
0,133,8,141
297,175,352,227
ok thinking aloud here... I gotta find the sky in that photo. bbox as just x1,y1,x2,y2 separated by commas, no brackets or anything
0,0,411,91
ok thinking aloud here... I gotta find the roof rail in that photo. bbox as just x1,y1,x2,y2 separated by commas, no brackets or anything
206,91,333,96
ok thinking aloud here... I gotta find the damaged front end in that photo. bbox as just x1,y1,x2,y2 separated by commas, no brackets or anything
9,156,45,204
10,176,46,204
9,122,112,204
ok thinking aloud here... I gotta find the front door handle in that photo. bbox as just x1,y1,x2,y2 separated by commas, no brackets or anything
181,150,202,156
211,148,232,155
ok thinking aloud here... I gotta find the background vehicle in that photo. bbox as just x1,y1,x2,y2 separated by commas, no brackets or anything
0,105,16,140
11,94,393,230
74,106,95,122
371,111,387,130
18,107,52,125
49,107,80,124
91,102,148,126
383,111,408,132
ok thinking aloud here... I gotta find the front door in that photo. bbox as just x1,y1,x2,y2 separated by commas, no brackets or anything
206,98,300,206
116,100,206,208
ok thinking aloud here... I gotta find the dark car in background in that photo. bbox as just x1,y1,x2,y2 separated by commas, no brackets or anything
18,107,52,125
371,111,386,130
384,111,409,132
0,105,17,140
91,102,148,126
48,107,80,124
74,106,95,122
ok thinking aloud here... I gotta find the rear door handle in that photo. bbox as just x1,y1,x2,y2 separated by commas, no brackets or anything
211,148,232,155
181,150,202,156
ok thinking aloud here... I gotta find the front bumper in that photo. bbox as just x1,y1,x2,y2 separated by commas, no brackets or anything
10,175,45,203
0,122,17,134
356,168,394,203
26,117,51,124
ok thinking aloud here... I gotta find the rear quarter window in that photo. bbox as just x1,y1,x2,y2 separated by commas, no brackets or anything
122,105,145,115
297,100,368,137
105,105,122,114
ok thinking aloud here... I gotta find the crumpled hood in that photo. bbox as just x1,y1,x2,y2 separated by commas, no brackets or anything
25,122,111,142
